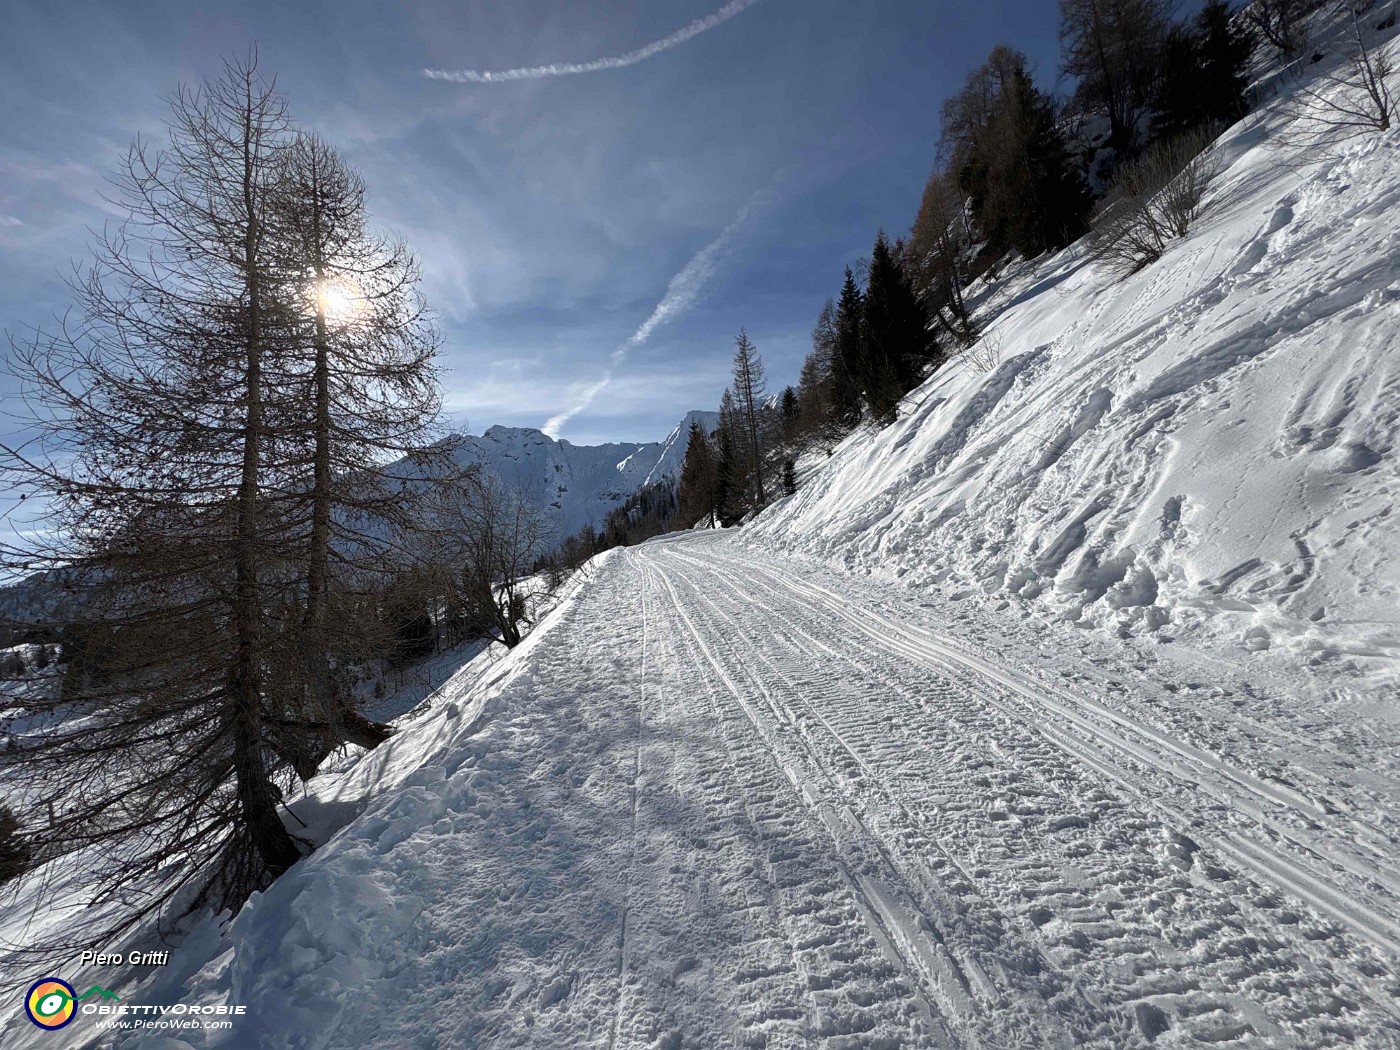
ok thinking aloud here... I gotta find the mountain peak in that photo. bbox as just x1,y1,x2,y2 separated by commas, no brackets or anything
443,411,716,537
481,424,550,442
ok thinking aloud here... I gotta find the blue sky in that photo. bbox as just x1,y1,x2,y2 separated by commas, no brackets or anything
0,0,1062,446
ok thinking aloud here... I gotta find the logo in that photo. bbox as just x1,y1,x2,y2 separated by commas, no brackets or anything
23,980,121,1030
25,979,76,1030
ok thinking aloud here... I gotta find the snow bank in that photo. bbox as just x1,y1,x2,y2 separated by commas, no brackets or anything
0,552,615,1049
107,552,620,1050
748,105,1400,697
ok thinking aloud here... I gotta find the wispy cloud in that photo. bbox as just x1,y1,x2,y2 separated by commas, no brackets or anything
625,187,772,348
542,184,776,438
424,0,764,84
0,216,22,227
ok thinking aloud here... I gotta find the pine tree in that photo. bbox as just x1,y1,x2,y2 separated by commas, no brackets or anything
946,48,1091,265
715,394,744,526
0,52,448,969
860,233,935,420
1014,72,1093,255
1155,0,1253,138
0,54,307,957
730,331,769,508
780,386,799,440
797,299,839,438
832,269,866,425
1195,0,1252,126
782,459,797,497
676,419,719,528
274,132,445,775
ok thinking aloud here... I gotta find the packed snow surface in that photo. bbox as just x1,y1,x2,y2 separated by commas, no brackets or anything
49,533,1398,1049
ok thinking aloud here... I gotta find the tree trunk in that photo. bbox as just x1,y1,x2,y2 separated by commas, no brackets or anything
233,94,299,878
745,405,766,507
301,145,392,762
304,147,335,721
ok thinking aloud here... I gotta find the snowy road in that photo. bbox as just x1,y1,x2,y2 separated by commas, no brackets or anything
618,535,1400,1048
174,531,1400,1050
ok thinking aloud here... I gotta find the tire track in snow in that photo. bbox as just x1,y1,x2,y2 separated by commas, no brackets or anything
660,549,1365,1042
607,551,650,1049
563,550,827,1047
651,551,1094,1049
658,554,1136,1029
725,550,1400,963
649,539,1400,1045
659,547,1307,1045
678,541,1400,948
650,555,956,1048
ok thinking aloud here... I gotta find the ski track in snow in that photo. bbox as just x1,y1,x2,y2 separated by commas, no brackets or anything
101,531,1400,1050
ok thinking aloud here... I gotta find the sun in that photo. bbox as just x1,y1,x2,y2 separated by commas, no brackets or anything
316,279,360,323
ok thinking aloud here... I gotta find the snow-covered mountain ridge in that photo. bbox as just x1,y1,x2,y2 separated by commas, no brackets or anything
749,108,1399,700
445,410,718,536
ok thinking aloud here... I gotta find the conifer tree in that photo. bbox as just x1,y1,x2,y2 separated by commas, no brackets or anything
0,51,448,969
832,269,866,425
274,132,445,775
1195,0,1252,126
945,48,1090,265
715,389,749,524
780,386,799,440
1015,73,1093,255
1154,0,1253,138
797,358,832,439
676,419,719,528
0,54,307,959
730,331,769,508
861,233,935,420
798,299,839,437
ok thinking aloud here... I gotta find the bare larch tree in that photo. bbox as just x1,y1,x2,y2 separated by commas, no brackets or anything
271,132,446,775
730,330,769,509
0,50,447,974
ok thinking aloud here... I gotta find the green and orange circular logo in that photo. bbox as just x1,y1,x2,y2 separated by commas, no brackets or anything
25,978,77,1030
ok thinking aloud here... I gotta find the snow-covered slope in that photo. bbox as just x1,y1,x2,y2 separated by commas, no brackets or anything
447,410,718,536
751,111,1399,698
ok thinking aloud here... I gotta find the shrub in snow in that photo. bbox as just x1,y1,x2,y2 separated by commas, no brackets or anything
0,805,31,886
1287,11,1395,139
1245,0,1320,58
960,332,1006,375
1089,127,1221,275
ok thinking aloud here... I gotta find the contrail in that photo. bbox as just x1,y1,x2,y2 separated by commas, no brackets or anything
424,0,763,84
542,186,775,438
541,351,625,438
624,188,771,350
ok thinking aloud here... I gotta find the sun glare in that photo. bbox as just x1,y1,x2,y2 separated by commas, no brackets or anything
317,279,360,323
